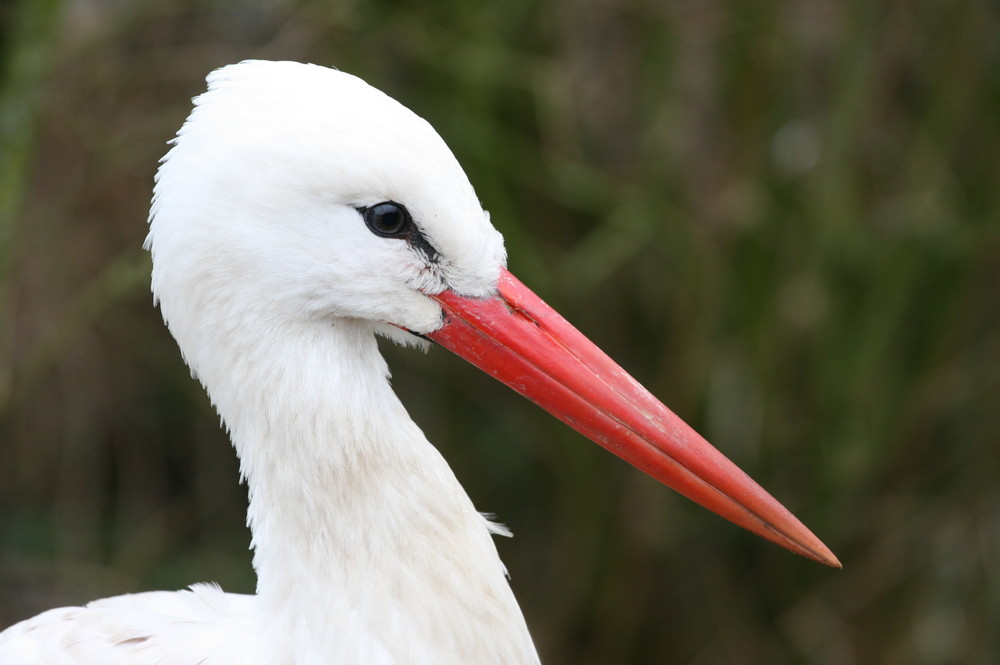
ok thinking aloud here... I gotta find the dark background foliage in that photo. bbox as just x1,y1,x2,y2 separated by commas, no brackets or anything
2,1,998,662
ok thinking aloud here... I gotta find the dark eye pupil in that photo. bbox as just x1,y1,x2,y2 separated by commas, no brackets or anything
364,202,409,237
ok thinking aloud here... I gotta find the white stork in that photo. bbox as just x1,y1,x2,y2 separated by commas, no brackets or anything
0,60,838,665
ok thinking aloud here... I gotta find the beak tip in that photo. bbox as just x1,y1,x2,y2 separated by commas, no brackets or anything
818,549,843,569
792,532,841,568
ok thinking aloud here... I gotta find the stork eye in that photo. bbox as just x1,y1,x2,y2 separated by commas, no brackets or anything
362,201,411,238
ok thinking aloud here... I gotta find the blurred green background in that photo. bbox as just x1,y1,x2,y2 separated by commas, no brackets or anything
1,0,998,663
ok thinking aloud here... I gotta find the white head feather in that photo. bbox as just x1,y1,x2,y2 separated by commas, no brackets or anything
147,60,506,358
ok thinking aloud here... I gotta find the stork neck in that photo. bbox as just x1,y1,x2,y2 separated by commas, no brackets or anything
197,319,536,663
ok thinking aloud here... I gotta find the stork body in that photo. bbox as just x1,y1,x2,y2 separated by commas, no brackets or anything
0,61,837,665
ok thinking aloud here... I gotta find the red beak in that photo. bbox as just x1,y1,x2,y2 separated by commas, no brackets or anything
427,268,840,568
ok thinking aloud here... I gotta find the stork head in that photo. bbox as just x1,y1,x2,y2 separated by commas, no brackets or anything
148,60,504,345
147,61,840,568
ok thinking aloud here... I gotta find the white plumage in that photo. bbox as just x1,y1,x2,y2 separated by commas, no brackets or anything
0,60,837,665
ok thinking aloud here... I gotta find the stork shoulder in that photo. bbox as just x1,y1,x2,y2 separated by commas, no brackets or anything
0,583,253,665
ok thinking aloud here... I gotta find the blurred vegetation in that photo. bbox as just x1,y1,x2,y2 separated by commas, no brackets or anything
1,0,998,663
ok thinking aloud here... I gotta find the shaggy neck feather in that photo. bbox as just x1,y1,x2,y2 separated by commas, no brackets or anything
180,313,536,663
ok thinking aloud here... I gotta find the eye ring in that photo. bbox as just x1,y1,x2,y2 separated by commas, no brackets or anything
361,201,411,238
